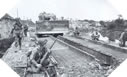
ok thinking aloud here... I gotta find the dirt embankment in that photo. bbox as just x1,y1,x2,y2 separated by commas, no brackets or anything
0,37,14,58
0,19,15,58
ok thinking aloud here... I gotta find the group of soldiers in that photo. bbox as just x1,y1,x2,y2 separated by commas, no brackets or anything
73,26,127,47
10,18,57,77
10,18,127,77
91,29,127,47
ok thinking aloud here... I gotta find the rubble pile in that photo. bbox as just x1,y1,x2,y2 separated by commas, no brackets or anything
2,37,30,77
57,61,112,77
0,14,15,39
0,20,14,39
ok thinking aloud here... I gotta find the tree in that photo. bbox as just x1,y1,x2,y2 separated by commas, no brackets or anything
107,22,116,29
99,21,106,27
115,14,124,26
118,14,122,19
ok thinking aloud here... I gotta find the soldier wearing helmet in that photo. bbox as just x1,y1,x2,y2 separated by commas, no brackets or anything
11,18,23,49
26,39,51,73
119,29,127,47
23,24,28,37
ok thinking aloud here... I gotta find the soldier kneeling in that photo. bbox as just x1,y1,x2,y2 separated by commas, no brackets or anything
91,31,100,41
25,39,52,76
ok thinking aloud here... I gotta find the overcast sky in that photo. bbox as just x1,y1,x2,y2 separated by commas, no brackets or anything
8,0,120,22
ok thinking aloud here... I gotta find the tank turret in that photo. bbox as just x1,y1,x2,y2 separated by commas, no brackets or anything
38,12,56,21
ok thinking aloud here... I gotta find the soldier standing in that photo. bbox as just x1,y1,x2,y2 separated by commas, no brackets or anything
74,27,80,36
119,29,127,47
11,18,23,49
23,24,28,37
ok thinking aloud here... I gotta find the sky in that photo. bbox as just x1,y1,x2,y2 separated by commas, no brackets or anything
8,0,121,22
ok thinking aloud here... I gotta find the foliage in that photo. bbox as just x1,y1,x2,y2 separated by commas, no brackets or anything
99,21,106,27
114,18,124,26
107,22,116,29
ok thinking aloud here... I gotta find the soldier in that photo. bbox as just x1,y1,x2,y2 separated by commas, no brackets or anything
11,18,23,49
119,29,127,47
74,27,80,36
91,30,100,41
25,39,52,76
23,24,28,37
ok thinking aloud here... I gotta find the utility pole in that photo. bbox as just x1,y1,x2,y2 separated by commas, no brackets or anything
23,16,25,20
17,8,18,18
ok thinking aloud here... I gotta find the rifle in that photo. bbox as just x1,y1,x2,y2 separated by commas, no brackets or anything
40,37,57,64
50,37,57,49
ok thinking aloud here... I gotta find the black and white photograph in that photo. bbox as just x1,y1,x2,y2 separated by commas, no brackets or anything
0,0,127,77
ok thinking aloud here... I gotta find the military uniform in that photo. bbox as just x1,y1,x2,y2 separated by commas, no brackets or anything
119,31,127,47
29,47,50,67
11,20,23,49
27,40,50,72
25,40,57,77
91,31,100,41
23,25,28,37
74,27,80,36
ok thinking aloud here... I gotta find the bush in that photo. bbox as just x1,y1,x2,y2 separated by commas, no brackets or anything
107,23,116,30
